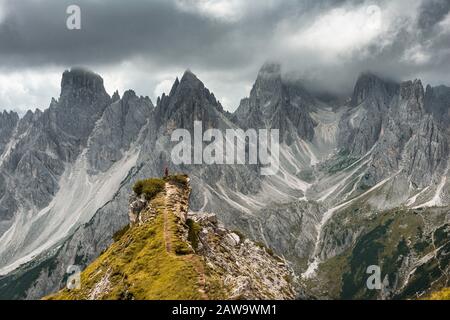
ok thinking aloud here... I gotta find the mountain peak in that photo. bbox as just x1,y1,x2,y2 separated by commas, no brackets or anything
259,62,281,73
179,69,203,88
400,79,425,102
0,110,19,127
112,90,121,103
122,89,137,100
351,72,399,107
154,69,224,131
253,62,283,92
60,67,108,102
61,67,104,88
257,62,282,79
0,110,19,119
169,77,180,96
424,84,450,121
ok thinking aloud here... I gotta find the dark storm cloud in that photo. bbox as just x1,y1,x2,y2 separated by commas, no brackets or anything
0,0,449,112
277,0,450,96
0,0,376,72
417,0,450,34
0,0,234,69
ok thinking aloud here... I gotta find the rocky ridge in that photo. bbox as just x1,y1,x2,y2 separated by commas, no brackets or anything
47,176,296,300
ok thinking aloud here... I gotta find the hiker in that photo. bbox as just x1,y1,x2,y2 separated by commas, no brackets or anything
164,167,169,178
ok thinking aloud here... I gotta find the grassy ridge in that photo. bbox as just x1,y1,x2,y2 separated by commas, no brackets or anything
425,287,450,300
46,182,223,300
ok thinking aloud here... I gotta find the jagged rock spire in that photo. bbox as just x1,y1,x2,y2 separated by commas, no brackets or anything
112,90,121,103
233,62,316,143
155,69,224,132
169,77,180,96
60,67,107,99
351,72,399,107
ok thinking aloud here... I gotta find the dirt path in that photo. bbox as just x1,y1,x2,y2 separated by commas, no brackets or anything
163,207,171,253
163,184,175,253
162,182,209,299
184,254,209,300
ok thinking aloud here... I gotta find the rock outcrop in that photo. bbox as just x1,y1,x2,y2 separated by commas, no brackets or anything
338,73,399,156
233,63,317,144
189,211,297,299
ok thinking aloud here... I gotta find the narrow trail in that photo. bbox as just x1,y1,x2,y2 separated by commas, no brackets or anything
163,184,173,253
162,181,209,299
184,254,209,300
163,209,171,253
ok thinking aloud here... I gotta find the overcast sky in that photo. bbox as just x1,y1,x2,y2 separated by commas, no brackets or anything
0,0,449,113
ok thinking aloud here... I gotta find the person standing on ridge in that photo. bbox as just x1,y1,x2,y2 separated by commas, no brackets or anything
164,167,169,178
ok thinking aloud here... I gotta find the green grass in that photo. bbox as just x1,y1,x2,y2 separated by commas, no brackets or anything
46,178,227,300
425,287,450,300
186,219,201,251
165,174,189,186
323,151,359,175
133,178,165,200
310,254,350,299
113,225,130,242
171,213,193,255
